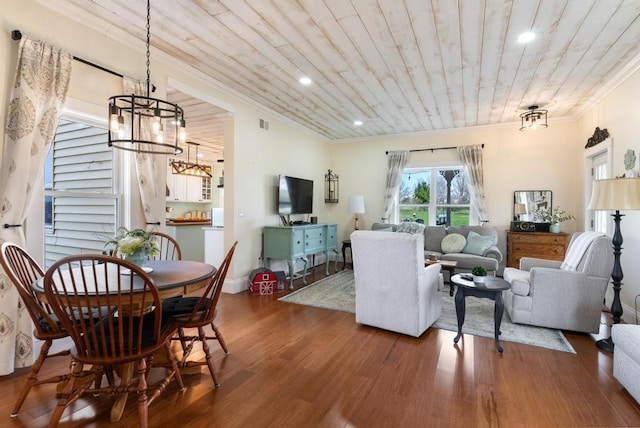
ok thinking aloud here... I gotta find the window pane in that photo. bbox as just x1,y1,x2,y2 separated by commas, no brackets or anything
436,169,466,204
436,207,469,226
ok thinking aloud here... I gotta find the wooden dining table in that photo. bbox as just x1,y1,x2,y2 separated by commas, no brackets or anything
32,259,216,422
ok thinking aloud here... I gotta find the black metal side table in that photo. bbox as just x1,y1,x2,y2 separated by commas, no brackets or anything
450,274,512,353
341,240,352,270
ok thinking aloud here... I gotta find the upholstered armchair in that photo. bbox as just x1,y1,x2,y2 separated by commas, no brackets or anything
502,232,613,333
350,230,442,337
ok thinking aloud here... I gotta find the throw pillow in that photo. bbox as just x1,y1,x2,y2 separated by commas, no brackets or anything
441,233,466,253
396,221,426,235
374,226,394,232
462,231,494,256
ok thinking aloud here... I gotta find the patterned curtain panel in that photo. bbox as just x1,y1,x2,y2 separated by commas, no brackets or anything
382,150,409,222
122,78,164,229
457,144,488,224
0,38,72,375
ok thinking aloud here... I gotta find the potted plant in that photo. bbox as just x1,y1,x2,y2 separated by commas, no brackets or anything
106,227,159,267
533,206,575,233
471,266,487,283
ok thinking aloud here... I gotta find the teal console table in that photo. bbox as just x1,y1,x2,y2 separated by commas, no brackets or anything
263,224,338,289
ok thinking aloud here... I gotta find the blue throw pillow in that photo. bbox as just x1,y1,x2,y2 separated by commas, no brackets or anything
462,231,494,256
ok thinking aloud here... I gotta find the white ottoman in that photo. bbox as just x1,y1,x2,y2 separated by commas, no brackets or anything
612,324,640,404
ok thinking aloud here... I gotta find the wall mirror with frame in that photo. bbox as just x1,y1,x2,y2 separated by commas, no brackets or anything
513,190,552,221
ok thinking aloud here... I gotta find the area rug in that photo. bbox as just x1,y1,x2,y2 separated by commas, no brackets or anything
278,270,576,353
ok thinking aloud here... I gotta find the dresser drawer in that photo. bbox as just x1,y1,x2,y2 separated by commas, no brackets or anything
506,231,570,268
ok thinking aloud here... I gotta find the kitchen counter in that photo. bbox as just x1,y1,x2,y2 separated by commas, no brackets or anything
166,220,211,226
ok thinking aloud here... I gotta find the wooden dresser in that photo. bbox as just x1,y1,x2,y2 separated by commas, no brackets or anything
506,231,570,268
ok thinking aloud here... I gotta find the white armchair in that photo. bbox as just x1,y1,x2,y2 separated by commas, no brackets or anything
502,232,613,333
350,230,442,337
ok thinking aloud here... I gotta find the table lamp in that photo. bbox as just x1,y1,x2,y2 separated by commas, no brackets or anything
348,195,365,230
587,177,640,352
514,203,527,220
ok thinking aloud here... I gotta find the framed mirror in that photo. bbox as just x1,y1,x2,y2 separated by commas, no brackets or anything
513,190,552,221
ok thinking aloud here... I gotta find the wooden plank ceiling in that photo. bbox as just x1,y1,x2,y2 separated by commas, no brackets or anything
49,0,640,147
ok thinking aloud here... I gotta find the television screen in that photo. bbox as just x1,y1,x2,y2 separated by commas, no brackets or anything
278,175,313,215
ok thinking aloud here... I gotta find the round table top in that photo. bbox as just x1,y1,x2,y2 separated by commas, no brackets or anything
33,259,216,300
450,274,511,291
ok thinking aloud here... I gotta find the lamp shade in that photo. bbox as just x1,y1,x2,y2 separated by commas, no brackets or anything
348,195,365,214
514,203,527,215
587,178,640,210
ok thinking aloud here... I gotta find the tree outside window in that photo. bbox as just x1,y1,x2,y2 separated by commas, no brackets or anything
399,167,470,226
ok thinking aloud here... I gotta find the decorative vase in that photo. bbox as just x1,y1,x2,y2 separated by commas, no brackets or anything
549,223,560,233
473,275,486,283
125,251,148,267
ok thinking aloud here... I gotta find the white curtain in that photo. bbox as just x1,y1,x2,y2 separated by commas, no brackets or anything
122,78,165,230
382,150,409,222
0,38,72,375
457,144,488,224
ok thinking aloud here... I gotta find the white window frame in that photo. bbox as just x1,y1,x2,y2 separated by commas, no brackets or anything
399,163,474,226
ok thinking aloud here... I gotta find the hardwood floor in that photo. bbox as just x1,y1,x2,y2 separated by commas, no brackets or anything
1,264,639,427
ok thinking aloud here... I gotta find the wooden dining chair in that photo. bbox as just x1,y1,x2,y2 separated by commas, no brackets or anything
0,242,71,418
161,241,237,387
43,254,184,428
150,231,182,261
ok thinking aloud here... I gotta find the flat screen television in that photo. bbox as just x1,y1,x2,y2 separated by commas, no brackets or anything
278,175,313,215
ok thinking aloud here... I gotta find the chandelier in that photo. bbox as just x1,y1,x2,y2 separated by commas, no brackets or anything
171,142,212,177
519,105,548,131
108,0,186,155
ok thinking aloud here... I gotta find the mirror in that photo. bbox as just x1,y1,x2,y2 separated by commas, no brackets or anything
513,190,552,221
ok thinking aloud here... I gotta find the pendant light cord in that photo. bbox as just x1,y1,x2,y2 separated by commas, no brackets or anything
145,0,151,97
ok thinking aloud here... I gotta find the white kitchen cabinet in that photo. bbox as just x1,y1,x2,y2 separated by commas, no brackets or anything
167,168,212,202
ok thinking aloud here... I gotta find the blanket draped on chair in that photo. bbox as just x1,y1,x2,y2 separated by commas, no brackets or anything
560,231,605,271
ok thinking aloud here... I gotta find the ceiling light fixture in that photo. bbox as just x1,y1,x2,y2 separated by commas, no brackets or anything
519,105,548,131
353,120,363,126
171,142,212,177
299,76,312,85
108,0,186,155
518,31,536,43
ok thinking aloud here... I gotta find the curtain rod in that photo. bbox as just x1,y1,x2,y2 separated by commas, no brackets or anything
11,29,123,79
386,143,484,155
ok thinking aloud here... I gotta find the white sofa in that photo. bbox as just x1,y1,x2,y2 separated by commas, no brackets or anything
350,230,442,337
612,324,640,404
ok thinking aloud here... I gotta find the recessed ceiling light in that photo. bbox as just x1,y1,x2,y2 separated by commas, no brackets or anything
299,76,312,85
353,120,363,126
518,32,535,43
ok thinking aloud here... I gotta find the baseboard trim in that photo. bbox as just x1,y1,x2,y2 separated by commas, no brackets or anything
222,276,248,294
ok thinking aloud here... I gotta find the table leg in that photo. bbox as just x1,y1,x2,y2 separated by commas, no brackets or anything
342,244,347,270
494,291,505,353
301,257,309,284
110,362,133,422
287,259,295,290
453,287,465,344
448,268,456,296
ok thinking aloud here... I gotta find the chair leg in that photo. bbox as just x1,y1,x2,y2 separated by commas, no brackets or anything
11,339,52,417
199,326,220,387
135,359,150,428
211,322,229,354
165,340,185,391
48,360,83,428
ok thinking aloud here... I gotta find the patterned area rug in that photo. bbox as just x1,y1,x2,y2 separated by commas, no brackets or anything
279,270,576,353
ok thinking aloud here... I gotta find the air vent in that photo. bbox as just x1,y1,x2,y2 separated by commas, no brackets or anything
259,118,269,130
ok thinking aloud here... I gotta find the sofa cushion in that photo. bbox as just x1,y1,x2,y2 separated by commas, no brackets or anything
441,233,466,253
396,221,425,235
462,231,494,256
424,226,447,252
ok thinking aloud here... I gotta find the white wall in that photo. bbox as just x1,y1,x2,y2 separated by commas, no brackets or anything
578,69,640,319
329,120,583,264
